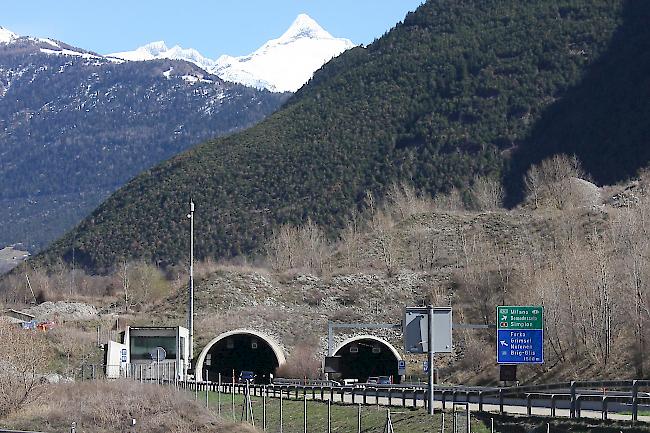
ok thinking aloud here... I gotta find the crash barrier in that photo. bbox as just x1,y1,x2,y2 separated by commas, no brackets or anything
81,366,650,422
0,430,47,433
172,378,650,422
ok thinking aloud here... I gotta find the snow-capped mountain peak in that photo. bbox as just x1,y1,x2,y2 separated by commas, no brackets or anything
0,26,18,44
278,13,333,42
214,13,355,92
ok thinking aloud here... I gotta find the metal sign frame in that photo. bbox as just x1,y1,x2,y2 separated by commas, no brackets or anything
403,306,452,354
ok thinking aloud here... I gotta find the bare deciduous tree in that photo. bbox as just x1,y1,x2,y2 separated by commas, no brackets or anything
469,176,504,211
117,262,172,311
266,219,329,274
0,322,52,418
368,209,399,276
385,182,433,219
524,154,588,209
432,187,466,211
338,211,362,270
267,224,299,270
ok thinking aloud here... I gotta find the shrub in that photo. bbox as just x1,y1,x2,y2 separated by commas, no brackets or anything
275,345,321,380
266,219,330,274
0,322,53,419
524,154,589,209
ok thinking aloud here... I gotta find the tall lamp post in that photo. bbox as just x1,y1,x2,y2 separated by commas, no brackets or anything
187,201,195,367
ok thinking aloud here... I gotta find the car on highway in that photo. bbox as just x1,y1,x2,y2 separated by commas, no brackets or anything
238,371,256,383
365,376,392,385
377,376,392,384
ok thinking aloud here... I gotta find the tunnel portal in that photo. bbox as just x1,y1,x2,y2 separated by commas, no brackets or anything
195,330,285,384
333,336,401,384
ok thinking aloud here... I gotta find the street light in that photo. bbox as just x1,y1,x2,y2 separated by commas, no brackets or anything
187,201,194,364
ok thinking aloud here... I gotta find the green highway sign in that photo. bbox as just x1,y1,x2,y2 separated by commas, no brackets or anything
497,306,543,330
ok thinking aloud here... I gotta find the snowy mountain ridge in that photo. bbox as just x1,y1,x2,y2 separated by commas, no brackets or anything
108,41,217,72
1,15,353,93
0,26,18,44
109,14,355,92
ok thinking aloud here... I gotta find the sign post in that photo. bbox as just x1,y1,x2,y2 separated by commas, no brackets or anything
427,305,435,415
397,360,406,376
496,306,543,364
404,306,452,416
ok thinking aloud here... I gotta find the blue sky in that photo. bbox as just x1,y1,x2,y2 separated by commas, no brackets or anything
3,1,425,57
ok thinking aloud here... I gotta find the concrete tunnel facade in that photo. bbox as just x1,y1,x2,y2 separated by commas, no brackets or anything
194,329,286,383
194,330,403,384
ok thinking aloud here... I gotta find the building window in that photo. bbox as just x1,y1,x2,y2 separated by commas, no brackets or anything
130,336,177,360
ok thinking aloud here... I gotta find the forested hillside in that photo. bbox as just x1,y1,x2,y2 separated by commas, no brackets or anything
0,39,287,251
37,0,649,272
506,0,650,201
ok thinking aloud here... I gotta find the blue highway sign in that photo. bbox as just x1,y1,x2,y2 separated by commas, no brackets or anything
497,329,543,364
497,306,544,364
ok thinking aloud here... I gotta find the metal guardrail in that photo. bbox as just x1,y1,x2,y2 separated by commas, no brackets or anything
171,378,650,423
0,429,47,433
81,364,650,423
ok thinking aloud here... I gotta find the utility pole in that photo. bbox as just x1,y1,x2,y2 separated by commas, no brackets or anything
188,200,195,364
123,260,129,313
25,274,37,304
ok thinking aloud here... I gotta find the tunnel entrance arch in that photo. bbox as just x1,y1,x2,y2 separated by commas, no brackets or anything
195,329,286,383
333,335,402,384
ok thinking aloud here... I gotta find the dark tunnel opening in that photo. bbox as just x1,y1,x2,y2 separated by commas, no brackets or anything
203,333,279,384
334,338,401,384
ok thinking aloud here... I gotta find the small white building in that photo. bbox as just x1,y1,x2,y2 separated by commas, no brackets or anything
105,326,190,381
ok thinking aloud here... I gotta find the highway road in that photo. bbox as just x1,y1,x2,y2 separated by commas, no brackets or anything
237,382,650,422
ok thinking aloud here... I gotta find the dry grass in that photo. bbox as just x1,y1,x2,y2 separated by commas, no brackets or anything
45,325,102,376
2,380,258,433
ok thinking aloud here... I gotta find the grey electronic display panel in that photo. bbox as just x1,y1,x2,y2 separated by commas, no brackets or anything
403,306,452,354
